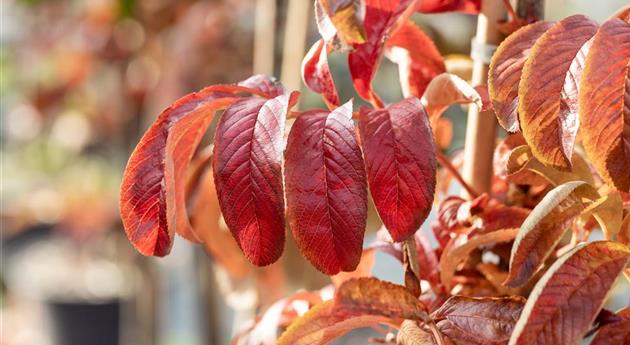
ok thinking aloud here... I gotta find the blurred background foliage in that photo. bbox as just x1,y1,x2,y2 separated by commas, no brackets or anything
1,0,627,344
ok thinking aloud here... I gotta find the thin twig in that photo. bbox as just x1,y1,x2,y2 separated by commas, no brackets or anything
427,320,446,345
436,150,479,198
404,238,421,281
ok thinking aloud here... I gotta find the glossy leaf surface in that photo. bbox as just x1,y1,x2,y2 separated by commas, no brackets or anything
213,94,292,266
519,15,598,169
579,18,630,191
358,98,436,242
489,21,553,132
509,241,630,345
285,101,367,274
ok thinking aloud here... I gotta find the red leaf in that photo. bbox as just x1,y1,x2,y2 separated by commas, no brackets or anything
432,295,526,345
385,20,445,98
579,18,630,192
213,93,294,266
509,241,630,345
120,81,270,256
519,15,598,170
358,98,436,241
284,101,368,275
348,0,415,107
302,39,340,109
488,21,554,132
416,0,480,14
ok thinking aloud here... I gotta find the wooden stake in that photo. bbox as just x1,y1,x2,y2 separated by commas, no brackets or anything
280,0,311,93
461,0,506,197
253,0,277,75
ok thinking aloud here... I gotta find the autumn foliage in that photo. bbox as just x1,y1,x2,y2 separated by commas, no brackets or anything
120,1,630,344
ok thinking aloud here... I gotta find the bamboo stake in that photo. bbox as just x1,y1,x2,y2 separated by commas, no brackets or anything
461,0,506,197
253,0,277,75
280,0,311,93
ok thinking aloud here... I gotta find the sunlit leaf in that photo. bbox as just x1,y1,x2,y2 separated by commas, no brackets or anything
348,0,415,106
120,78,272,256
302,39,340,109
579,191,623,240
213,93,294,266
579,18,630,191
386,20,445,98
505,181,596,287
358,98,436,242
420,73,482,120
285,101,368,274
277,301,394,345
318,0,366,45
519,15,598,170
509,241,630,345
396,320,439,345
489,21,554,132
416,0,480,14
335,277,429,321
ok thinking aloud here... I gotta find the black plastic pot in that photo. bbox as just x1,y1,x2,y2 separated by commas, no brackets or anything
46,298,121,345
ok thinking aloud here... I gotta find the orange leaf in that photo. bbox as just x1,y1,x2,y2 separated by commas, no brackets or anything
519,15,598,170
489,21,553,132
579,18,630,191
439,228,519,289
335,277,429,321
277,300,395,345
508,241,630,345
420,73,482,120
505,181,595,287
591,307,630,345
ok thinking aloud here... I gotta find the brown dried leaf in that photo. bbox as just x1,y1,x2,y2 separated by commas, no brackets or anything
508,241,630,345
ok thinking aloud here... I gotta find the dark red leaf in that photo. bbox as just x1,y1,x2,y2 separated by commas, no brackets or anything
284,101,368,275
302,39,340,109
488,21,554,132
348,0,415,106
213,93,294,266
519,15,598,170
358,98,436,241
120,80,271,256
385,20,445,98
509,241,630,345
432,295,526,345
416,0,480,14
